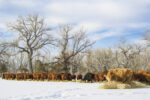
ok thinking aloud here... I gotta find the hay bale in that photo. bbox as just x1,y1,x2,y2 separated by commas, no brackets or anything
106,68,133,83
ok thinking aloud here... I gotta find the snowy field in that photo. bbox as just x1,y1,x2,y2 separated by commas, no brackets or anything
0,78,150,100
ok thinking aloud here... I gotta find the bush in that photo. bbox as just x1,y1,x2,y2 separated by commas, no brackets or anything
100,81,148,89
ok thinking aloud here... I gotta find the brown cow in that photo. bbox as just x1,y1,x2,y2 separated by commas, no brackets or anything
48,73,52,80
40,73,48,80
33,73,41,80
132,70,150,83
3,73,9,79
61,73,67,81
10,73,16,79
98,72,107,81
51,73,61,80
16,73,24,80
51,73,56,80
94,72,99,82
24,73,33,80
77,74,82,80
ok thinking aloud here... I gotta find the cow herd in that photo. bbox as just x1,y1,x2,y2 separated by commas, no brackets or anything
1,72,107,82
1,70,150,83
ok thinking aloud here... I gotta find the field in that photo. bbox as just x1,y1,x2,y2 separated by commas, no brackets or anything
0,78,150,100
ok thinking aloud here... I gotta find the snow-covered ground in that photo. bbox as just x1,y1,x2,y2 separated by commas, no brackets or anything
0,78,150,100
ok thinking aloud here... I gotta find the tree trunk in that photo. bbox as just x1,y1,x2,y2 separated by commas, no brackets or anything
28,54,33,73
64,61,69,73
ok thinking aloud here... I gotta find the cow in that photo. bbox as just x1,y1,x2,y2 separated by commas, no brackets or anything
132,70,150,83
106,68,133,83
16,73,24,80
83,73,94,82
10,73,16,79
24,73,33,80
77,74,82,80
61,73,67,81
33,73,41,80
2,73,5,79
51,73,61,80
66,73,72,81
48,73,52,80
98,72,107,81
3,73,9,79
94,72,99,82
71,75,76,80
40,73,48,80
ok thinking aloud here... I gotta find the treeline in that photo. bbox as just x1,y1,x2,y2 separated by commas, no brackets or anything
0,14,150,76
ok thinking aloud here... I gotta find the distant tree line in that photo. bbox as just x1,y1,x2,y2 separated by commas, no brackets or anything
0,14,150,76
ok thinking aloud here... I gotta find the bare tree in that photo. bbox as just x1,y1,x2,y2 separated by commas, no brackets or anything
56,25,94,73
117,39,144,69
0,43,9,75
143,31,150,48
7,14,55,73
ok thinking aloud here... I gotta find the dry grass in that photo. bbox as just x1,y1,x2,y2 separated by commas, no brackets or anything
100,81,148,89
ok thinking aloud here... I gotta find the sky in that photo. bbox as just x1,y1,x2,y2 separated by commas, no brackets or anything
0,0,150,48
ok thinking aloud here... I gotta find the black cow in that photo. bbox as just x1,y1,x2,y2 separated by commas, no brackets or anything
83,73,95,82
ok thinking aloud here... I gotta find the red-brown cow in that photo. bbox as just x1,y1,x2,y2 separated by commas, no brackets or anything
24,73,33,80
94,72,99,82
48,73,52,80
51,73,61,80
16,73,24,80
98,72,107,81
132,70,150,83
61,73,67,81
77,74,82,80
40,73,48,80
33,73,41,80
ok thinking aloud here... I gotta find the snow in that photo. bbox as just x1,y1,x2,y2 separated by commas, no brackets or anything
0,78,150,100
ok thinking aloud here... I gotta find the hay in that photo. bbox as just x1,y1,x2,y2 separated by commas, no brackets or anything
100,81,148,89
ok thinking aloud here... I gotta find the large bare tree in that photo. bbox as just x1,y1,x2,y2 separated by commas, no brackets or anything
7,15,55,73
56,25,94,73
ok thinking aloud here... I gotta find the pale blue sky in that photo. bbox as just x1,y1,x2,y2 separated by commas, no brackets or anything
0,0,150,48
